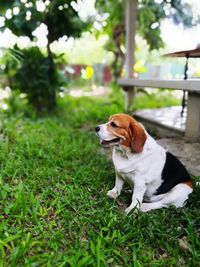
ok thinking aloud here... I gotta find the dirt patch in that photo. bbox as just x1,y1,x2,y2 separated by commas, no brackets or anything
157,138,200,177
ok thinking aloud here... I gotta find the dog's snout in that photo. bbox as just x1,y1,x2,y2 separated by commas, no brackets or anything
95,126,100,132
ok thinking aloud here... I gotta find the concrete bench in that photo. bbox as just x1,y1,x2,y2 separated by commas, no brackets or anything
118,78,200,141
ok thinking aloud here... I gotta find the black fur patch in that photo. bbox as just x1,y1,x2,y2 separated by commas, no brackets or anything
155,152,192,195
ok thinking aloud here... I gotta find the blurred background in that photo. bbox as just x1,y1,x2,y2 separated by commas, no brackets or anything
0,0,200,112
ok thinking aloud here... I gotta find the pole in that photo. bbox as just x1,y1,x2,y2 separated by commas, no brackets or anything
124,0,137,111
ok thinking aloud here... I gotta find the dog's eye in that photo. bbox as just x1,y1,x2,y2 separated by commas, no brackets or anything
110,121,118,128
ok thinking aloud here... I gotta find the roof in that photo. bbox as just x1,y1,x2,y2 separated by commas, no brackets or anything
164,46,200,58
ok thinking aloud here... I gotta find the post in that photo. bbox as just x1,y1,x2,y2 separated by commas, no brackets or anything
185,92,200,141
124,86,135,111
124,0,137,111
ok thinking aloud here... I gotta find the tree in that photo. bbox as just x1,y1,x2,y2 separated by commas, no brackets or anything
95,0,198,79
0,0,91,110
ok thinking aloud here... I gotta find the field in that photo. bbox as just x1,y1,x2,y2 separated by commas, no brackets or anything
0,90,200,266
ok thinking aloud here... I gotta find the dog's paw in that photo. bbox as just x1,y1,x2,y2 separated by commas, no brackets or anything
125,204,139,215
140,203,152,212
125,206,132,215
125,205,135,215
107,190,118,199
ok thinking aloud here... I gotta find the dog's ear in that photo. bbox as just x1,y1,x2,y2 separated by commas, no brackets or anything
129,119,147,153
108,115,113,121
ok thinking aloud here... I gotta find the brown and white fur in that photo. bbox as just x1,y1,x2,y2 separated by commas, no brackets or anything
95,113,193,214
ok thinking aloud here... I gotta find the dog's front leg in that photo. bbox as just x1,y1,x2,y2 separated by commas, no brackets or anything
125,179,146,214
107,172,124,200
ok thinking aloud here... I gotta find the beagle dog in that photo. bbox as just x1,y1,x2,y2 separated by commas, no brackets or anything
95,113,193,213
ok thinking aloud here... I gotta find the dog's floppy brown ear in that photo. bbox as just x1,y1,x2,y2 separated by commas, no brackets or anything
129,119,147,153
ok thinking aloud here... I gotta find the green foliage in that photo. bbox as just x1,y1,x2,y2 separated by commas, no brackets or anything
0,0,91,111
0,49,20,89
95,0,198,78
59,33,114,65
8,46,66,111
0,94,199,266
0,0,90,42
0,0,15,13
96,0,195,50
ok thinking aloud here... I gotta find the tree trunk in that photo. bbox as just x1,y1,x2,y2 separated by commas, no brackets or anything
46,21,56,111
47,40,56,111
112,24,125,81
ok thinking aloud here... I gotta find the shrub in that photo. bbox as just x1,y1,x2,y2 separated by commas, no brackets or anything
0,48,19,89
4,46,66,112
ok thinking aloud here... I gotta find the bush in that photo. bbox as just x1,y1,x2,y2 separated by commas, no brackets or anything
0,48,19,89
3,46,66,112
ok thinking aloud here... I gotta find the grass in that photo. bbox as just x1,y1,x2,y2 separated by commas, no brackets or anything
0,89,199,266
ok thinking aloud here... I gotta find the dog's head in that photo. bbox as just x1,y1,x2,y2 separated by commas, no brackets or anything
95,113,147,153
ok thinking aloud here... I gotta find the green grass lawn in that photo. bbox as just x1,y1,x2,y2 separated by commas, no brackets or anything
0,91,200,266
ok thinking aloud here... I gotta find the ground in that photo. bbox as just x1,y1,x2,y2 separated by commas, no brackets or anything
0,93,200,266
157,138,200,176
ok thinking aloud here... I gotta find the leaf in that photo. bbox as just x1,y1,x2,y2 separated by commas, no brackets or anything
90,241,96,255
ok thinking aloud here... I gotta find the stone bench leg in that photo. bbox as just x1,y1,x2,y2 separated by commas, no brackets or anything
185,92,200,141
123,86,135,112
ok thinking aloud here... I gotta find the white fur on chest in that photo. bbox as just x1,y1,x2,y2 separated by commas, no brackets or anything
112,134,166,196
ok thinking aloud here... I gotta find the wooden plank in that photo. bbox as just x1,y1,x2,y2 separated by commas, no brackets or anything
124,0,137,111
125,87,135,111
185,92,200,141
125,0,137,78
118,78,200,92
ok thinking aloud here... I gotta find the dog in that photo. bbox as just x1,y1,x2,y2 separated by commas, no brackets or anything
95,113,193,213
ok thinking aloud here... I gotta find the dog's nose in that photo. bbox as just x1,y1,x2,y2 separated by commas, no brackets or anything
95,126,100,132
